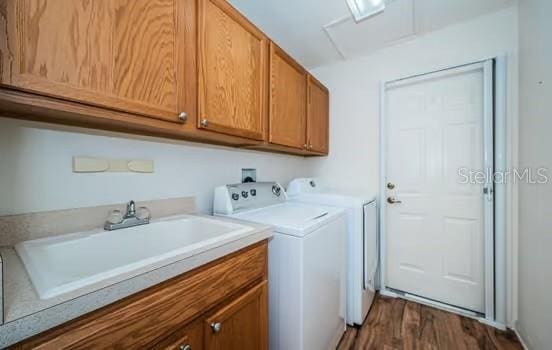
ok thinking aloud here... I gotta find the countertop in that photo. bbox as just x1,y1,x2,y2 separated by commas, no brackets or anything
0,215,272,348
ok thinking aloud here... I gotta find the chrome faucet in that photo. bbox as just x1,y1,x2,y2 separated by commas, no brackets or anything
104,200,150,231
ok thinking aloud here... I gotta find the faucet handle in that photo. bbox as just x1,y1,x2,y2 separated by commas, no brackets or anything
126,200,136,217
137,206,151,221
106,210,124,224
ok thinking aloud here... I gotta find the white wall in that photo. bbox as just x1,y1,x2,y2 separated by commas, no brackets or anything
307,6,519,325
0,118,311,216
517,0,552,348
307,6,518,195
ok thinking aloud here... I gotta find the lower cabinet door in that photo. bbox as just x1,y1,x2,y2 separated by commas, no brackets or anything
151,319,203,350
204,281,268,350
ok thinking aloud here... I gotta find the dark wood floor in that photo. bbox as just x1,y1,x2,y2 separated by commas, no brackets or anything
337,294,523,350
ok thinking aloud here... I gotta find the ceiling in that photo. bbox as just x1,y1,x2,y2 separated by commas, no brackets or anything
229,0,516,68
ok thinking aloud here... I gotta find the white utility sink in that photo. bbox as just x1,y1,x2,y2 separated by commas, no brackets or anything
15,216,254,300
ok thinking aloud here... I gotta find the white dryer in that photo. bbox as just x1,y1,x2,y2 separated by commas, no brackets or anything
214,182,347,350
287,178,378,326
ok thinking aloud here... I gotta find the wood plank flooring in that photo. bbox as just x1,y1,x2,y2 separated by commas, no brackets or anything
338,294,523,350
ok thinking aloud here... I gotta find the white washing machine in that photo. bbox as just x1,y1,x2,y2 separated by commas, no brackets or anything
214,182,347,350
287,178,378,326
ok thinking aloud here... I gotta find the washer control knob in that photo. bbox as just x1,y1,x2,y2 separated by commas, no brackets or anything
272,185,281,197
250,189,257,196
241,191,249,198
231,193,239,201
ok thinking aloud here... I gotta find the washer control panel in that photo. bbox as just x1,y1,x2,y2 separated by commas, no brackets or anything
214,182,287,214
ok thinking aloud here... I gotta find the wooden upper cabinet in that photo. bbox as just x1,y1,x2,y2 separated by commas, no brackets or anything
198,0,267,140
307,75,330,154
204,281,268,350
268,43,307,149
0,0,190,123
0,0,328,156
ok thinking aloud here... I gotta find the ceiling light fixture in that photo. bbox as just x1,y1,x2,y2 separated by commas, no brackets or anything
346,0,386,23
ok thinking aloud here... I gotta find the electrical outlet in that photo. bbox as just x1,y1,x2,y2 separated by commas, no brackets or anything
242,168,257,183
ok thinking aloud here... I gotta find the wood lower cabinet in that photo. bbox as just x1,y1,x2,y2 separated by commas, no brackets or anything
204,281,268,350
198,0,268,140
268,43,307,150
151,319,204,350
0,0,191,123
13,241,269,350
307,75,330,154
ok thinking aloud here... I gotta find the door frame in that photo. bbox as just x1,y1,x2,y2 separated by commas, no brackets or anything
378,57,508,328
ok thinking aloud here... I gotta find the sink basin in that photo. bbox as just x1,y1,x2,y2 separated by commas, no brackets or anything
15,215,254,300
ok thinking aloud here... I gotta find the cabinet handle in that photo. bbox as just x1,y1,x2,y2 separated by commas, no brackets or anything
178,112,188,123
201,119,209,127
309,144,313,149
303,144,308,149
210,322,222,333
179,345,191,350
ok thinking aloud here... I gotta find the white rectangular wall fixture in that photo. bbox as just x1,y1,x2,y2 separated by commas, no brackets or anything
73,157,154,173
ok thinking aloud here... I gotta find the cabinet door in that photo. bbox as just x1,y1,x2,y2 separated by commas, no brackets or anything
268,43,307,149
204,281,268,350
307,75,330,154
198,0,267,140
151,319,203,350
0,0,188,123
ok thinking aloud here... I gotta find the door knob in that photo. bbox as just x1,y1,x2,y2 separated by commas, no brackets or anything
211,322,222,333
387,197,402,204
387,182,396,190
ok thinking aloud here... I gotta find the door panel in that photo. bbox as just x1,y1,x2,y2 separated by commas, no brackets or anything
268,43,307,149
2,0,184,122
385,64,487,313
16,0,113,93
307,76,329,153
112,0,179,114
198,0,267,140
204,281,268,350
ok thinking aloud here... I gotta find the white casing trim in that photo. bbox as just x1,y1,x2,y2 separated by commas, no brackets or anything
379,57,510,326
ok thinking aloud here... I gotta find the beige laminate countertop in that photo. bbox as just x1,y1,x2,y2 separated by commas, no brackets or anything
0,215,272,348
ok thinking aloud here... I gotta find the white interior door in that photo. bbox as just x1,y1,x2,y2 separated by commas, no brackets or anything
384,62,494,313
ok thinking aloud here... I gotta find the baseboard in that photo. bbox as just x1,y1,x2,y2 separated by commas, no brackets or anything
513,327,530,350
